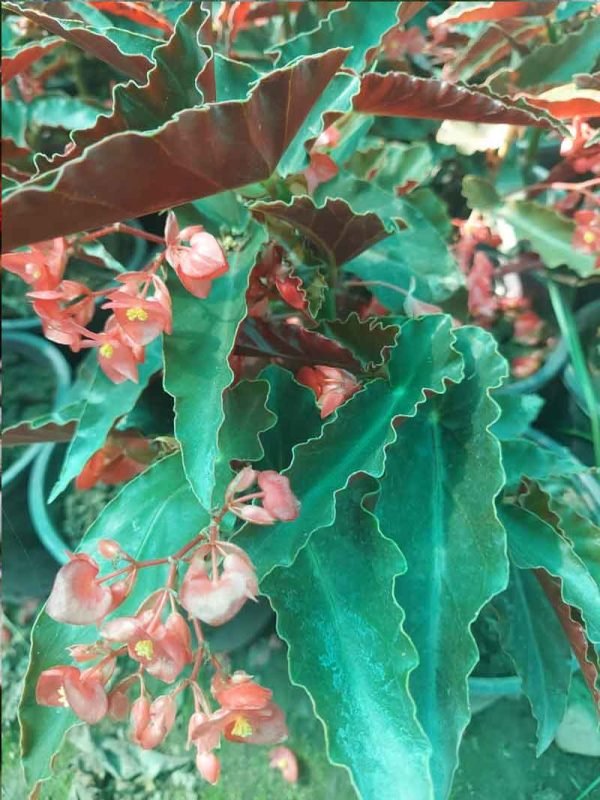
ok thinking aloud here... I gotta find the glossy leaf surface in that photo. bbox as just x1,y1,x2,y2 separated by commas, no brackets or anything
264,481,433,800
377,327,509,799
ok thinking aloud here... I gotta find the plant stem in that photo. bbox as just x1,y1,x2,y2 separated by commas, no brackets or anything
76,223,165,246
575,776,600,800
547,280,600,467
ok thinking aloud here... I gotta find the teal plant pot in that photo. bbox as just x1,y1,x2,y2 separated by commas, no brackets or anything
2,332,71,488
2,333,71,600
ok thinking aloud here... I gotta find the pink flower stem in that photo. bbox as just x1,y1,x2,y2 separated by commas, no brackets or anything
75,223,166,246
190,619,204,682
231,491,265,504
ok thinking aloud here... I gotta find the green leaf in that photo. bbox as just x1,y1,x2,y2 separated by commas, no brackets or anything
163,222,267,510
213,379,277,506
278,72,360,175
272,1,400,72
492,392,544,440
239,315,465,579
516,16,600,89
500,201,597,277
314,171,463,304
48,337,163,502
403,187,453,241
27,95,104,132
502,500,600,647
496,567,572,755
501,438,583,488
376,326,509,799
374,142,434,193
263,481,434,800
541,476,600,586
4,0,159,83
318,313,400,370
462,175,501,212
2,49,347,250
20,453,209,790
257,364,323,472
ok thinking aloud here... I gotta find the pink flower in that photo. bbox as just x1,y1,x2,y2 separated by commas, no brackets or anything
269,746,299,784
211,671,273,710
164,211,229,298
513,310,544,345
196,751,221,784
36,664,109,724
189,701,288,748
91,316,144,383
226,468,300,524
46,553,122,625
180,547,258,626
257,472,300,521
103,272,172,345
102,610,192,683
313,125,341,151
467,250,498,322
303,152,338,194
511,353,542,379
189,677,287,753
296,365,360,418
1,237,67,290
28,280,94,349
130,694,176,749
573,209,600,263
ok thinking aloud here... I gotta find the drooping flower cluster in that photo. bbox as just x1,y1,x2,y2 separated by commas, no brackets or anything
36,468,300,785
1,211,230,383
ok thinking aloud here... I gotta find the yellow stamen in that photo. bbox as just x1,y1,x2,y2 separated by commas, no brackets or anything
134,639,154,660
583,231,596,245
100,343,114,359
126,306,149,322
231,715,253,738
57,686,70,708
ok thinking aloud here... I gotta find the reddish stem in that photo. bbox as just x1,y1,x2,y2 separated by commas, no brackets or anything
75,223,165,246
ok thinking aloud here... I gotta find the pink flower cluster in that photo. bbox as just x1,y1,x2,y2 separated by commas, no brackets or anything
36,468,300,785
1,211,229,383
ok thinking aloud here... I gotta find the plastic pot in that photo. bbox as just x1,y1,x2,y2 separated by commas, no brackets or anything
3,333,71,600
2,332,71,488
2,220,148,332
29,443,274,651
498,335,568,397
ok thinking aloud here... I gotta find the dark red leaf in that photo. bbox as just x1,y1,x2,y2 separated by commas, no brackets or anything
236,317,362,372
89,1,173,34
520,86,600,119
251,196,393,267
353,71,562,128
1,37,61,84
2,48,348,252
3,421,77,446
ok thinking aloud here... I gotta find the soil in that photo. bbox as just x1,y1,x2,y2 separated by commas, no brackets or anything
56,482,120,549
2,347,56,472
